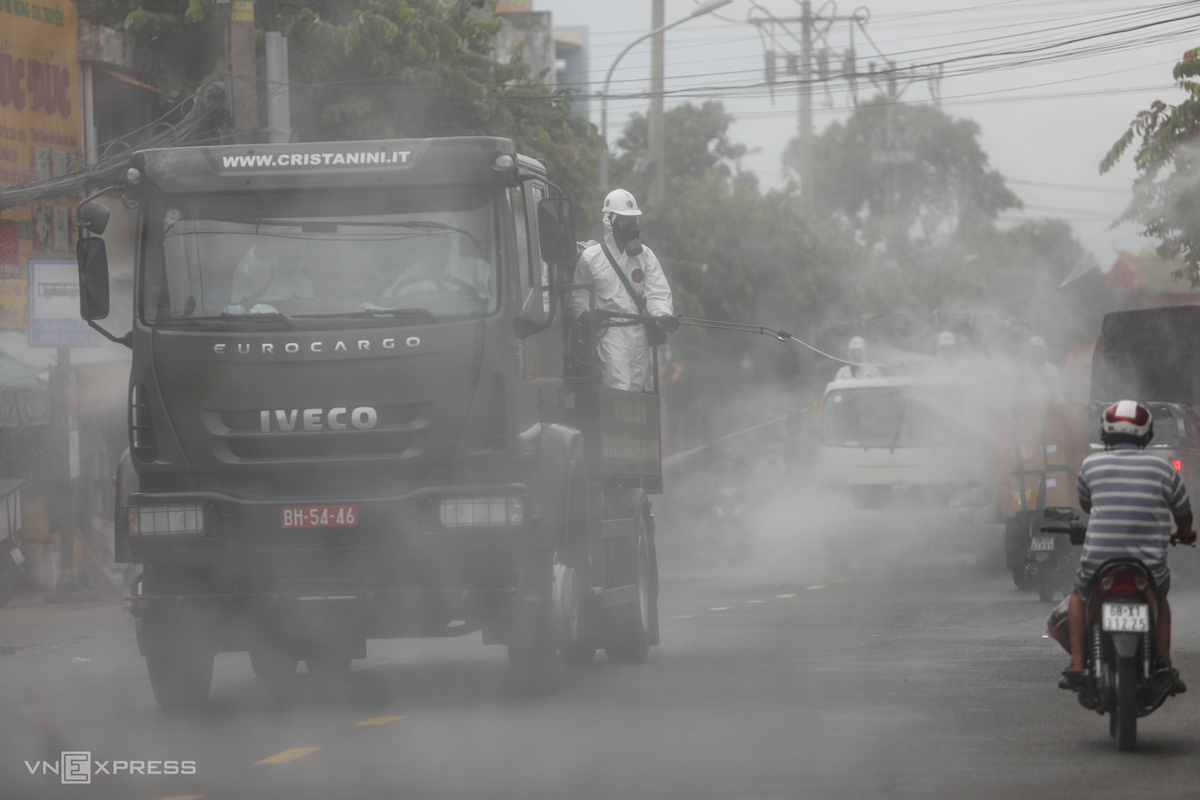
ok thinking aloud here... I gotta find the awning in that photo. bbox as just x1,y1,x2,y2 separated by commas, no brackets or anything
0,479,21,540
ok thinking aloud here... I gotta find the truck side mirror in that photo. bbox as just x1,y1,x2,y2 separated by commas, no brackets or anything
76,237,111,321
78,199,111,236
537,197,576,264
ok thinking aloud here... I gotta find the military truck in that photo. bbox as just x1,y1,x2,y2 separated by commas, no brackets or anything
74,137,663,708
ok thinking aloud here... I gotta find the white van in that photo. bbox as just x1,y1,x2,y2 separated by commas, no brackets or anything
815,376,995,524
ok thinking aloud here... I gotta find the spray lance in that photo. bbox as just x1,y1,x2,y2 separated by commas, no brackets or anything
597,311,880,368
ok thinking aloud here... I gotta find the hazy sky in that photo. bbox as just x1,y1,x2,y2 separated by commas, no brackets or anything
538,0,1200,268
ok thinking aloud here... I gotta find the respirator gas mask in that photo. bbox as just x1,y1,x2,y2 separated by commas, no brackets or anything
612,215,643,257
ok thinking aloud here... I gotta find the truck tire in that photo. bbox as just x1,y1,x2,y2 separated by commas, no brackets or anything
605,520,652,665
305,649,353,680
146,648,214,710
250,645,299,680
0,557,18,608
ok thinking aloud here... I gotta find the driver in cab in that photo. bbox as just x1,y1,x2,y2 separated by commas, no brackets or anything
230,236,314,312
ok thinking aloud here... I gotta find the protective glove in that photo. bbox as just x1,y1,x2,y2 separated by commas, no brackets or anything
657,314,681,333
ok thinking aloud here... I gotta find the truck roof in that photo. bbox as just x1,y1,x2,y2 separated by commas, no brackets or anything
130,136,525,193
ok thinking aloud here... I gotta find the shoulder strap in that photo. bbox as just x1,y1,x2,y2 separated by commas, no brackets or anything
600,242,646,313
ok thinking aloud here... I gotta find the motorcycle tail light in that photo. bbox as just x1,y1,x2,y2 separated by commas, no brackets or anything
1100,576,1113,590
1172,458,1183,471
1101,565,1142,595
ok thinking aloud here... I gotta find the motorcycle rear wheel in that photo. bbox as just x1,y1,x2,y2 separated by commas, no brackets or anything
1116,657,1138,751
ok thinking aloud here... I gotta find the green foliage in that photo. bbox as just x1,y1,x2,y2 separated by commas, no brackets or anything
1101,47,1200,286
77,0,223,102
76,0,604,218
788,97,1021,260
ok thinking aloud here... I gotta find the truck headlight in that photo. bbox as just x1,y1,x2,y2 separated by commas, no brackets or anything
128,504,207,536
437,496,526,528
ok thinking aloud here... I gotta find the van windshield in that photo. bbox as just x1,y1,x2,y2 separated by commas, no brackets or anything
818,385,970,448
141,187,498,326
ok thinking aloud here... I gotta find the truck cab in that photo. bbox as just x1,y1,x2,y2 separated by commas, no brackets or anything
76,137,662,706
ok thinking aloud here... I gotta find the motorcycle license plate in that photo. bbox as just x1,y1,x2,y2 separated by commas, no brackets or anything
1030,536,1055,552
1102,603,1149,632
281,505,358,528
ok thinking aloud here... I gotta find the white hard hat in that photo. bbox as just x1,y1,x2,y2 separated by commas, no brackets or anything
848,336,866,350
603,189,642,217
937,331,956,348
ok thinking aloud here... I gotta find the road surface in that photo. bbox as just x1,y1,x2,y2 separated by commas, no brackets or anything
4,524,1200,799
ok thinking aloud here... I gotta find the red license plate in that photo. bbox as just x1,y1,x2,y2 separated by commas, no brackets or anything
281,505,358,528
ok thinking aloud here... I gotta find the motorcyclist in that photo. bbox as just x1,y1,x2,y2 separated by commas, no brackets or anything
569,189,676,391
834,336,883,380
1060,400,1196,693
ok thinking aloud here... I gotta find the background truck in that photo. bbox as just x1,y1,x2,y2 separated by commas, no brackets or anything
74,137,663,707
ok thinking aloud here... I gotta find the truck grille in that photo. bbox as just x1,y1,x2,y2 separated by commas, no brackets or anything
227,433,416,460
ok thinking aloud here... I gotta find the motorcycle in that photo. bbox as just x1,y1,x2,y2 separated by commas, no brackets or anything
1043,518,1187,751
0,531,25,608
1027,508,1081,602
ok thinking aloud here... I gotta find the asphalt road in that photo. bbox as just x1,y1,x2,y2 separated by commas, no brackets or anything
4,523,1200,800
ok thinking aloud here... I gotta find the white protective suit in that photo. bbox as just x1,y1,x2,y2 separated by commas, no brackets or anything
569,214,673,391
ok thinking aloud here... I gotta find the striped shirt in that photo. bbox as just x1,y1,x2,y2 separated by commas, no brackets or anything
1076,444,1190,585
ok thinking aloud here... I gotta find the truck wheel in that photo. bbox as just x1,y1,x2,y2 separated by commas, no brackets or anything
305,649,352,680
250,645,299,680
0,558,17,608
605,526,652,665
507,639,565,695
146,648,214,710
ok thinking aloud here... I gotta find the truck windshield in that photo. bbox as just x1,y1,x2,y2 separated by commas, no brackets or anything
818,386,970,448
141,187,499,325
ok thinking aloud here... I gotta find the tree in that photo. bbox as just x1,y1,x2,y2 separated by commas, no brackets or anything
787,97,1021,261
1101,47,1200,286
76,0,604,217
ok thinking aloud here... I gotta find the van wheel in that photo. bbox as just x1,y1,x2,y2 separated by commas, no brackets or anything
146,648,214,710
250,644,299,679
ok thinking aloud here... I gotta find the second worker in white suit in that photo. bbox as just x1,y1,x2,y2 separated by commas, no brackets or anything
569,189,676,391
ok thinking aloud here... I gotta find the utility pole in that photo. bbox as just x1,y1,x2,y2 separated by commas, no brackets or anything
230,0,258,143
648,0,665,208
797,1,814,216
264,0,291,144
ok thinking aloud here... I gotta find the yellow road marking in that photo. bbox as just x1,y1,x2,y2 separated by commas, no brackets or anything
356,715,408,726
747,600,766,603
805,584,828,590
775,593,797,598
159,796,204,800
671,615,695,618
256,747,321,764
708,607,732,611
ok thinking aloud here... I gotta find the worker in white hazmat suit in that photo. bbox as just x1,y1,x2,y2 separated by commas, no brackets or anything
569,189,676,391
834,336,883,380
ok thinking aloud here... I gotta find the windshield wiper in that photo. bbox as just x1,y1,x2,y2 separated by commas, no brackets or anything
290,308,438,323
156,312,293,329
